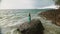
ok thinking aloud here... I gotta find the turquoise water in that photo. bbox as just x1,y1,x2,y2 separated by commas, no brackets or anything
0,9,48,20
0,9,49,27
0,9,47,34
0,9,48,26
1,9,60,34
0,9,60,34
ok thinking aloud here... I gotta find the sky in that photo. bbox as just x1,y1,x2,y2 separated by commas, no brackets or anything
0,0,57,9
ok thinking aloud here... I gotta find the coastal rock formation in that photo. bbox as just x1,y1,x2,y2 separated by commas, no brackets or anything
38,9,60,34
39,9,60,26
18,19,44,34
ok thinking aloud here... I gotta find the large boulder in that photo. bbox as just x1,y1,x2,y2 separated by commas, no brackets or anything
18,19,44,34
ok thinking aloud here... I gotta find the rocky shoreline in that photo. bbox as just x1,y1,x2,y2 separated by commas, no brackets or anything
38,8,60,34
38,8,60,26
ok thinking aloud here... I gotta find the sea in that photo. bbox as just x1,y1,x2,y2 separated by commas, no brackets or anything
0,9,60,34
0,9,48,22
0,9,50,27
0,9,48,34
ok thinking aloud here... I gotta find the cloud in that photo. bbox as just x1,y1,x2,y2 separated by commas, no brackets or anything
0,0,55,9
37,5,60,9
0,0,34,9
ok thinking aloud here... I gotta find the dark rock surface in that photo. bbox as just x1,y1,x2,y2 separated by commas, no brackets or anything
18,19,44,34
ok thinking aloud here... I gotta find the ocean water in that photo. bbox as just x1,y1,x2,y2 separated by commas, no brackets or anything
0,9,47,34
0,9,47,19
0,9,48,27
0,9,60,34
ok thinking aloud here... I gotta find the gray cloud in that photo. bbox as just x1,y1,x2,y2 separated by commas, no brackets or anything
0,0,55,9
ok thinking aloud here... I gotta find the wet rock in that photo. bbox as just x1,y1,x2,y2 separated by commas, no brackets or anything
18,19,44,34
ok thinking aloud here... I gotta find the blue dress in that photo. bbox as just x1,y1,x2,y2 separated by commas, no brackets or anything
28,16,31,23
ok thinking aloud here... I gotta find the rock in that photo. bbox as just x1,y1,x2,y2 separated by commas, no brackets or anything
39,9,60,26
18,19,44,34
